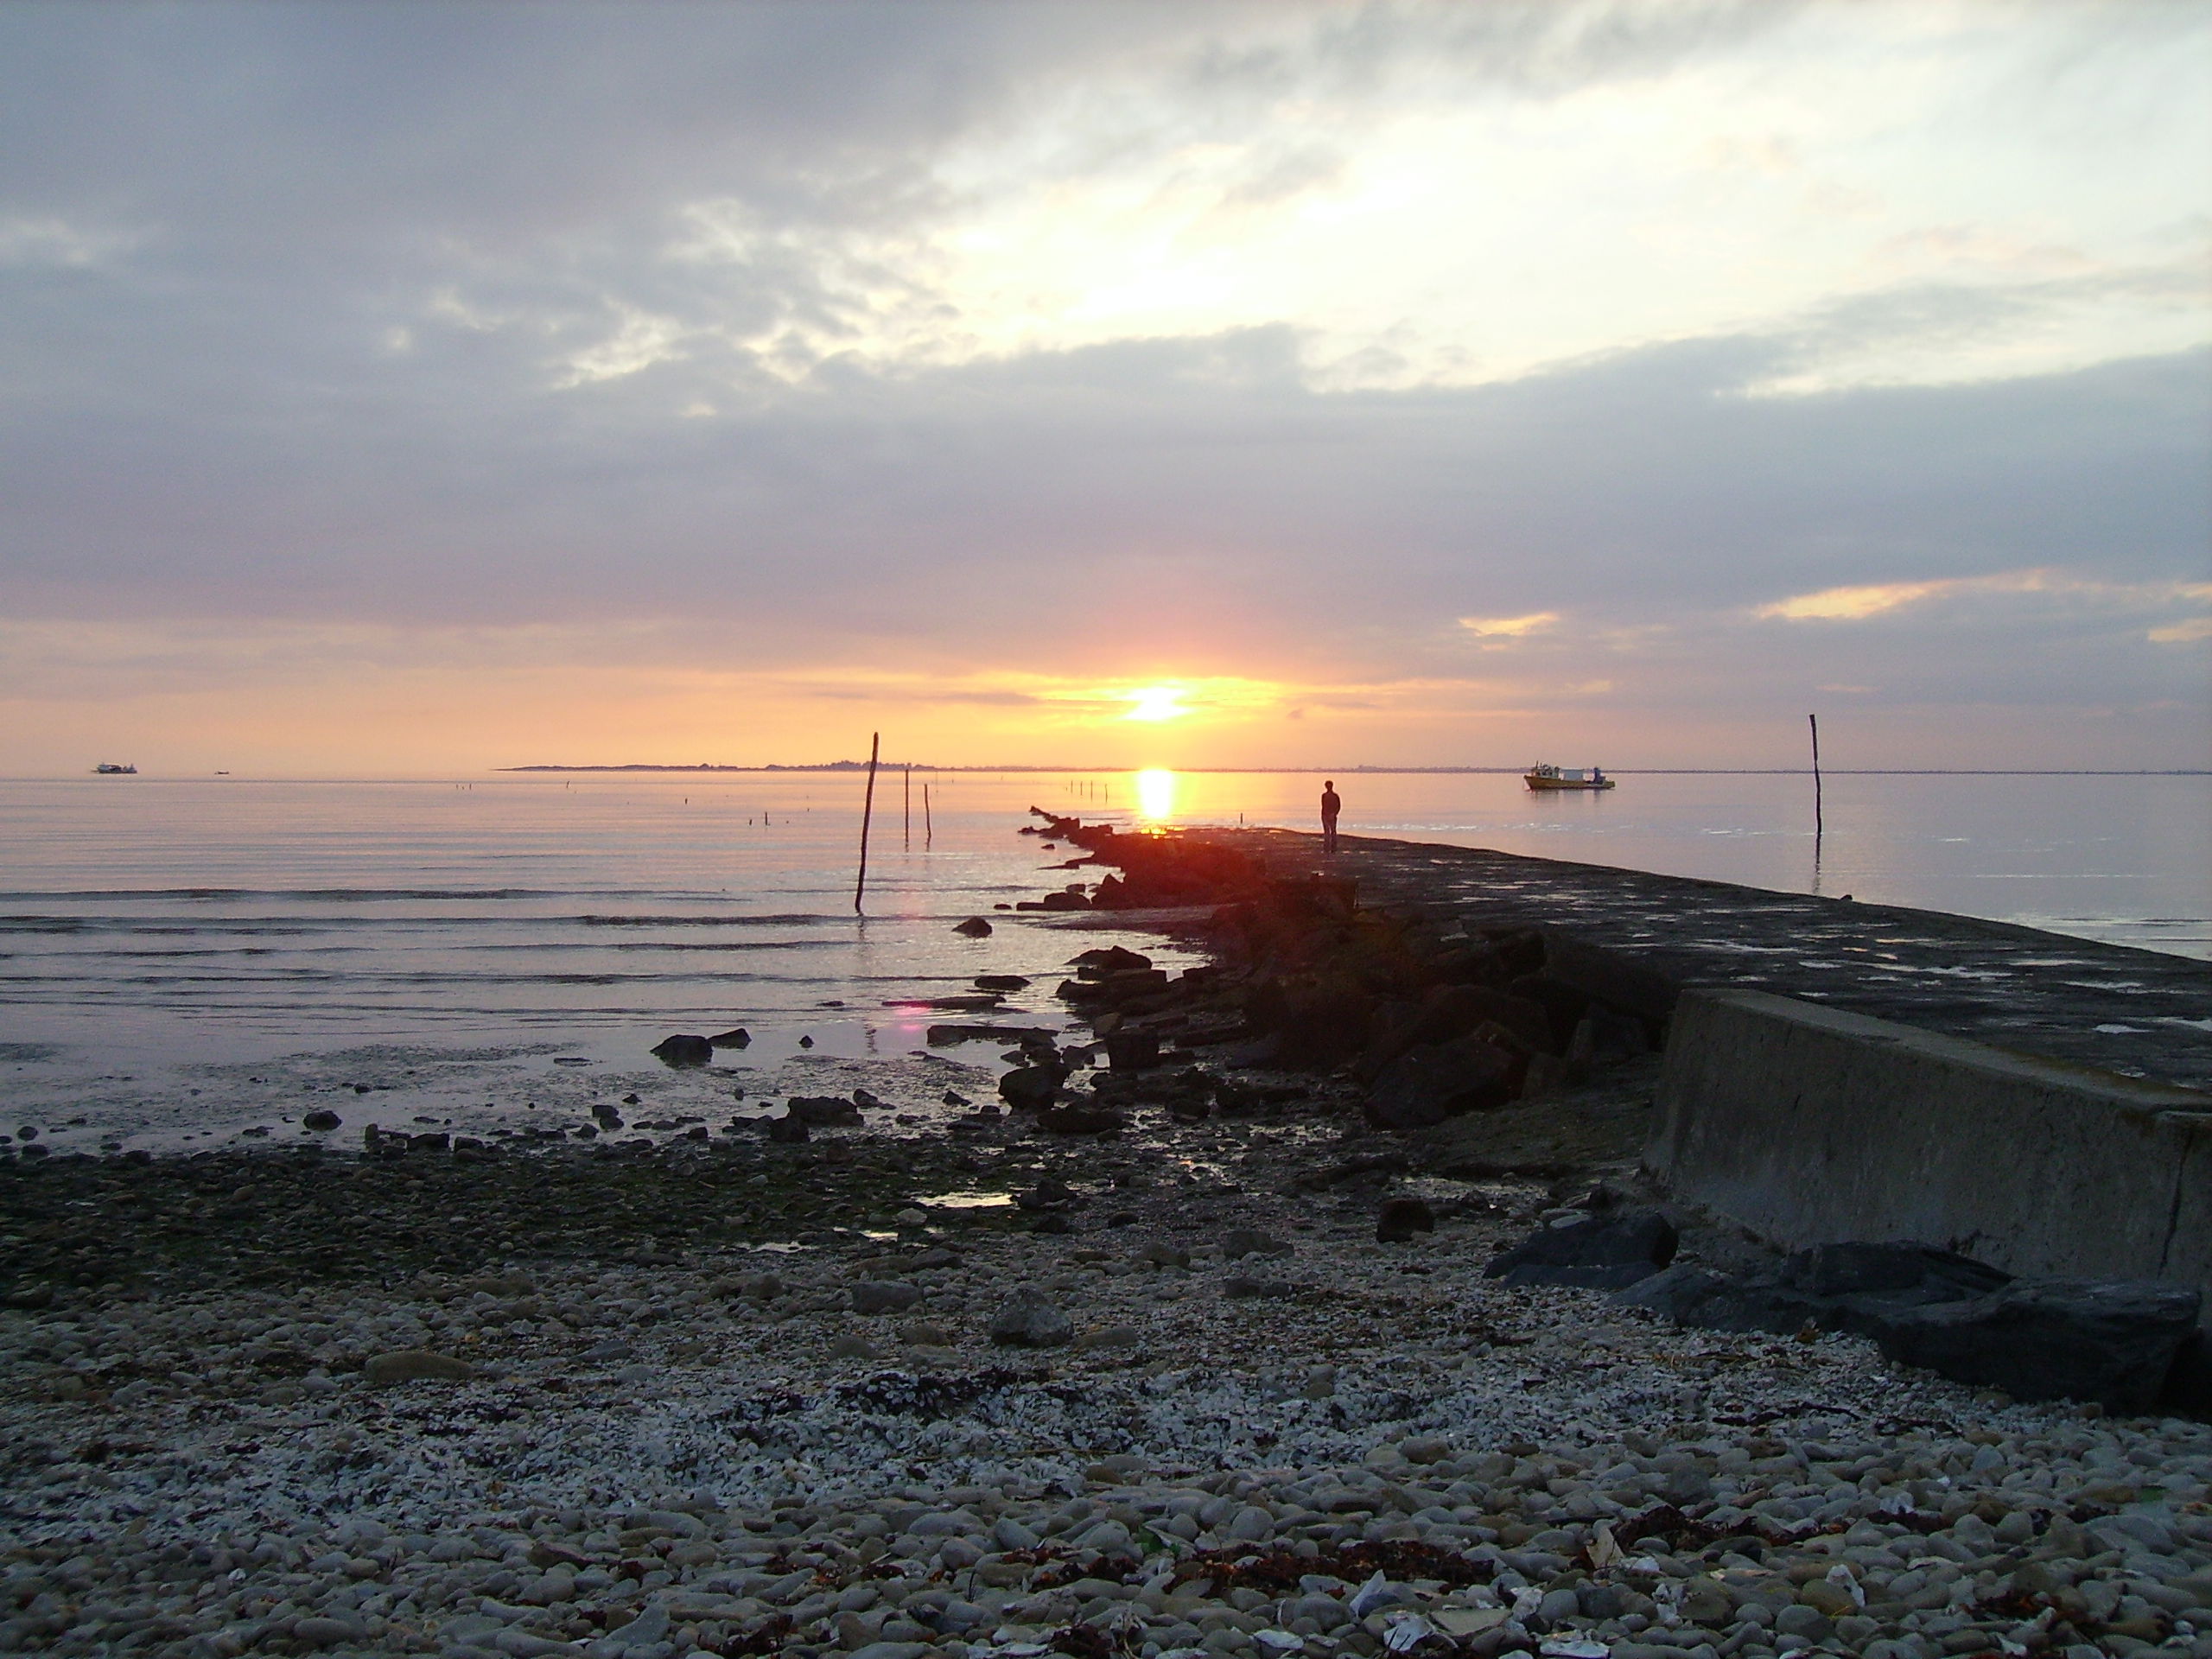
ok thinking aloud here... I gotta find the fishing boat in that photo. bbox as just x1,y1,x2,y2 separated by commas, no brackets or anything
92,762,137,775
1524,762,1613,791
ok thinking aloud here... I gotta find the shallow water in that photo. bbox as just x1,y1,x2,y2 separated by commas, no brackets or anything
0,768,2202,1154
1136,768,2212,961
0,773,1199,1153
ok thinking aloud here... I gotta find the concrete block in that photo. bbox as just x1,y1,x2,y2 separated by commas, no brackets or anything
1652,989,2212,1304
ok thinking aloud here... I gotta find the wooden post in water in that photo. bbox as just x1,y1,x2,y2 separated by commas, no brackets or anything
923,782,933,846
904,765,912,848
855,733,880,915
1809,714,1824,841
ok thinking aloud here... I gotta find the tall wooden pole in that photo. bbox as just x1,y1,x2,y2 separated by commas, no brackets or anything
904,765,912,848
922,782,933,846
1809,714,1824,842
854,733,880,914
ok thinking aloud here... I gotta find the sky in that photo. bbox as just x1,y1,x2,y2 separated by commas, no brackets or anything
1,0,2207,774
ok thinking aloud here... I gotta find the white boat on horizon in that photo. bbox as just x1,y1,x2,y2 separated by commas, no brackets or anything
92,761,137,775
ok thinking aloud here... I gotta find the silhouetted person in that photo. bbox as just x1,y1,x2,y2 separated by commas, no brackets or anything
1320,779,1341,853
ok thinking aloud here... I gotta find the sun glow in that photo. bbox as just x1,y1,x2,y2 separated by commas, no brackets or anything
1124,684,1190,721
1134,768,1177,821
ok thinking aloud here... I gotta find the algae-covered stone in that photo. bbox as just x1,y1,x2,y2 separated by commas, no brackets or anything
851,1281,923,1314
290,1614,365,1646
363,1348,474,1385
988,1288,1072,1346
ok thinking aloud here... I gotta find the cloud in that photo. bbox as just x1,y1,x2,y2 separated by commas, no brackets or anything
1459,612,1561,638
1744,253,2212,395
1758,572,2212,630
1758,578,1961,620
6,2,2196,404
0,213,137,268
553,305,692,388
0,3,2205,771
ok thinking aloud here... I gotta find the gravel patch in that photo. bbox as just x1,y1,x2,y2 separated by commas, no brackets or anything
5,1116,2209,1658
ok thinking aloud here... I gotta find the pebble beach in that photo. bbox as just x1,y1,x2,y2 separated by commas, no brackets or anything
8,1071,2212,1659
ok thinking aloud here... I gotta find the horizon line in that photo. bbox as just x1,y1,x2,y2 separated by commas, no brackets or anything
495,762,2212,778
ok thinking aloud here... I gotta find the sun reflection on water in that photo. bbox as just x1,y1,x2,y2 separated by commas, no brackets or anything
1135,768,1176,822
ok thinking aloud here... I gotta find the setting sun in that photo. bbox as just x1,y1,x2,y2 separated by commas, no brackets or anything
1124,685,1189,722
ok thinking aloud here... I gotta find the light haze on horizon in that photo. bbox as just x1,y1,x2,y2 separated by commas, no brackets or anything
2,0,2207,776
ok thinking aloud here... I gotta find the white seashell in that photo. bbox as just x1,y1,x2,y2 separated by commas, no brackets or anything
1384,1612,1439,1653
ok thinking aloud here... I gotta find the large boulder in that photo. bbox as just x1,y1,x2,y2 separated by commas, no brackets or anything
1539,931,1681,1027
1781,1241,2010,1306
1376,1198,1436,1243
988,1289,1073,1347
1220,1228,1291,1260
1363,1033,1517,1130
651,1033,714,1067
1103,1029,1161,1071
1427,938,1513,987
1873,1280,2200,1413
1504,975,1592,1053
786,1095,864,1127
1614,1263,1820,1331
926,1022,1056,1046
1261,977,1375,1071
1014,1178,1078,1211
1071,945,1152,976
1465,923,1546,976
1037,1102,1122,1135
1356,983,1556,1084
1614,1241,2202,1412
851,1281,924,1315
1486,1210,1679,1289
997,1066,1064,1110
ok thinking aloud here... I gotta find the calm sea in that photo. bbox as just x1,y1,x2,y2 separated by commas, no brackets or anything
0,770,2203,1152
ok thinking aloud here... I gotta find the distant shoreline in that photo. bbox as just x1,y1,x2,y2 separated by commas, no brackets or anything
499,763,2211,776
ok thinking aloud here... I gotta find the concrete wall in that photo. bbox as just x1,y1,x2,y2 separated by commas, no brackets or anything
1651,988,2212,1298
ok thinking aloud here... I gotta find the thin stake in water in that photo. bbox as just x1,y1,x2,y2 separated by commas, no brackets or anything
923,781,933,846
1809,712,1824,842
904,764,912,848
855,732,880,914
